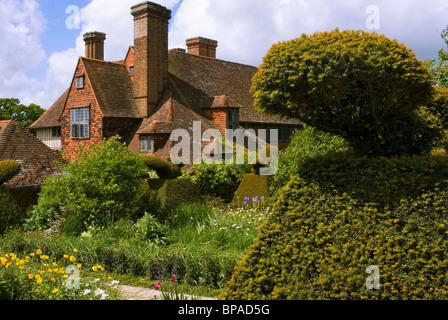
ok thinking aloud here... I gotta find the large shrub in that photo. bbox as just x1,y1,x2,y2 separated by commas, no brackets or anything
24,137,147,232
252,29,435,156
220,153,448,300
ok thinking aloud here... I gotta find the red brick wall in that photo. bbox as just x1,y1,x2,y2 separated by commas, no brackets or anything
61,59,103,160
124,47,135,84
204,108,227,136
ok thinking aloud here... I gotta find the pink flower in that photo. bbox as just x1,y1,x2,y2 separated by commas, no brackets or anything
154,285,160,290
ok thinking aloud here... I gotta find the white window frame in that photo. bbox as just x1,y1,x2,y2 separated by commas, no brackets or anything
70,107,90,139
76,76,84,89
140,135,153,153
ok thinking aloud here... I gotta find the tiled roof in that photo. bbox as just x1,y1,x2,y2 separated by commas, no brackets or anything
29,89,69,129
81,57,140,118
0,120,66,187
167,50,301,125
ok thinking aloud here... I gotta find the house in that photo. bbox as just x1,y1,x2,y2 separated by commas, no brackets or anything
30,1,302,163
0,120,66,212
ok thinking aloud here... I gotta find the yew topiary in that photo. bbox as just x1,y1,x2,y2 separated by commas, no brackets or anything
141,156,181,180
252,29,435,156
220,153,448,300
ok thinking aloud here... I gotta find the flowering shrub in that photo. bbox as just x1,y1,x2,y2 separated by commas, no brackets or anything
220,153,448,300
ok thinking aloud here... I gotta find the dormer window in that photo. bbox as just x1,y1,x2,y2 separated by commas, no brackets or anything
76,76,84,89
129,66,135,76
227,108,239,130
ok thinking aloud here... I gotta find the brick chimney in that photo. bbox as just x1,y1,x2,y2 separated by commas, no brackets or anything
83,32,106,60
131,1,171,118
186,37,218,59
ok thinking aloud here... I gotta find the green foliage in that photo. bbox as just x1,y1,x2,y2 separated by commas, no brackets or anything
24,136,147,232
274,126,349,189
146,178,204,219
0,98,45,128
232,174,273,207
220,153,448,300
252,29,435,156
134,213,168,244
428,25,448,88
141,156,182,179
0,186,23,235
185,162,251,201
0,160,21,184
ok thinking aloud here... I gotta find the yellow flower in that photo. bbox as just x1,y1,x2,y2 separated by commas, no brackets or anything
40,255,49,260
36,249,42,255
63,274,68,279
30,253,35,257
52,262,58,267
92,266,97,271
63,254,69,259
36,278,42,284
69,256,76,262
77,264,82,269
73,248,78,253
52,288,58,293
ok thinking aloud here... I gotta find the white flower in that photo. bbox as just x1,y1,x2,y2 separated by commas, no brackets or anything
100,293,109,300
111,280,120,285
94,288,105,296
83,289,91,295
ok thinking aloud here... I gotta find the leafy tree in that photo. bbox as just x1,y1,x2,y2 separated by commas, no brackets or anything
428,25,448,88
24,136,147,233
251,29,435,156
0,98,45,127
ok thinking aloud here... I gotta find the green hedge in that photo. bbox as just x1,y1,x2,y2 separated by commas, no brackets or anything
231,174,273,207
220,152,448,300
145,178,203,219
141,156,182,180
0,186,23,235
0,160,21,185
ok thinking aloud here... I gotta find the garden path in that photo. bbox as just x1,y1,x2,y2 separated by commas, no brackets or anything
117,285,217,300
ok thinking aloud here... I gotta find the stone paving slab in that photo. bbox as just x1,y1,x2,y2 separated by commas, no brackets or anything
118,285,217,300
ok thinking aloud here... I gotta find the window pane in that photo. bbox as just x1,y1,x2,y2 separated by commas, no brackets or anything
71,124,77,138
76,76,84,89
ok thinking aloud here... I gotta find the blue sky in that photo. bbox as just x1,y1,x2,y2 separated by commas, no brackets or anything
1,0,448,109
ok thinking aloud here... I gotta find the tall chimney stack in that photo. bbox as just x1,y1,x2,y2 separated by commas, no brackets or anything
83,32,106,60
131,2,171,118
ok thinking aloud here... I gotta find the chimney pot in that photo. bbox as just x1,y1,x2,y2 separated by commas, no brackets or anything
83,31,106,60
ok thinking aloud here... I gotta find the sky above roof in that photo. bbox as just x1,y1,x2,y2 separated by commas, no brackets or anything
1,0,448,109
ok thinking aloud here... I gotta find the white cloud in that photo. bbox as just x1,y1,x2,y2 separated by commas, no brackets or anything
2,0,448,109
0,0,46,104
